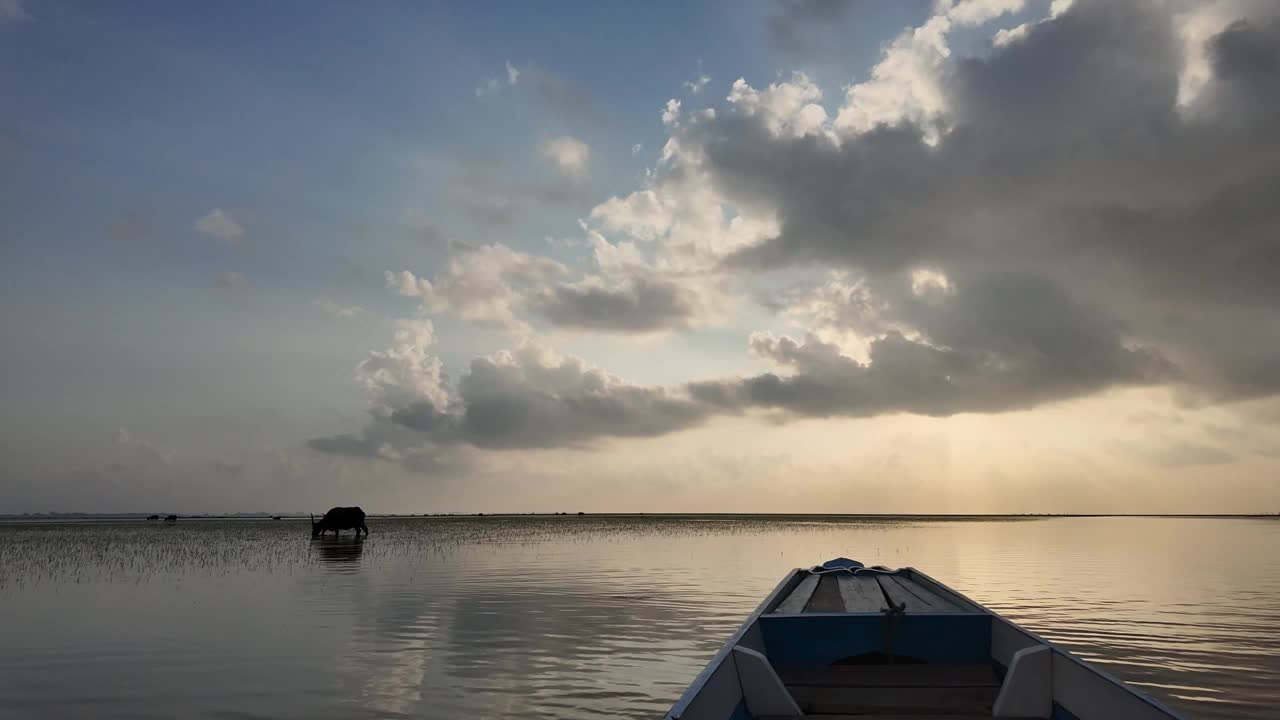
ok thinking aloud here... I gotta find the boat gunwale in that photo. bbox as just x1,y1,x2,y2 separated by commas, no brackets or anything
910,567,1188,720
668,565,1188,720
665,568,803,719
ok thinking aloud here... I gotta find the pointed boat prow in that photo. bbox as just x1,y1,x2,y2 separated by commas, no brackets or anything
665,558,1184,720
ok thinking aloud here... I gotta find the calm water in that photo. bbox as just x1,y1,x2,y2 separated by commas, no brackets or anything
1,516,1278,720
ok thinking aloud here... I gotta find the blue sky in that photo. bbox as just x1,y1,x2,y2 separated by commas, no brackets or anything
4,0,1280,514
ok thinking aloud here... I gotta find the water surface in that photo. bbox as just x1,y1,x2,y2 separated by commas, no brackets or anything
2,515,1277,719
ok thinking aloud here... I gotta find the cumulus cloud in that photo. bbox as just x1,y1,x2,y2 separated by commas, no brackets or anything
664,0,1280,403
531,275,703,333
448,344,710,449
540,136,591,184
832,0,1025,140
387,243,568,330
194,209,245,244
320,0,1280,463
691,272,1170,418
388,236,716,335
728,73,830,140
311,338,711,462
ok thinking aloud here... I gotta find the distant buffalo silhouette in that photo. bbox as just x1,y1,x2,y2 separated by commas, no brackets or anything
311,507,367,537
164,514,177,523
146,514,160,521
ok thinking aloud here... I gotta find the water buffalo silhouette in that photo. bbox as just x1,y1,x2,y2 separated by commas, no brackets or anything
311,507,368,537
163,514,177,522
146,514,160,521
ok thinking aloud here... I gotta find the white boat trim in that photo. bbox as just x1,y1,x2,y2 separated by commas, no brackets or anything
666,565,1189,720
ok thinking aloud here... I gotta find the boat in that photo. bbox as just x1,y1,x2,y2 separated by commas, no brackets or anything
664,558,1184,720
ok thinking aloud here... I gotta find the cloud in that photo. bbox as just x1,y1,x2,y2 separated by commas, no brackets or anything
355,317,451,418
530,275,702,334
728,73,831,140
643,0,1280,403
448,344,710,449
318,0,1280,464
313,299,363,319
690,272,1170,418
475,77,502,98
0,0,28,23
194,209,245,244
389,237,715,334
831,0,1025,140
476,61,521,97
684,73,710,95
215,271,248,289
387,243,568,330
540,136,591,184
311,340,712,460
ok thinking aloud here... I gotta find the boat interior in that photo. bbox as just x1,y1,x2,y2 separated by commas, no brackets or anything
665,562,1181,720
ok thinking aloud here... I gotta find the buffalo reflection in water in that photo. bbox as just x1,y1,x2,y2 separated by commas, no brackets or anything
310,535,364,571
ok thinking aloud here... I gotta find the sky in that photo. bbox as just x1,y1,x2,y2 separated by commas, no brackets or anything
3,0,1280,514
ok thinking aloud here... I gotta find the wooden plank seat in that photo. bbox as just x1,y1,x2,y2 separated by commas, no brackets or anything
771,572,969,614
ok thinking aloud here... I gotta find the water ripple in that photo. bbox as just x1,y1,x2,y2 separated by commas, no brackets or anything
1,515,1277,719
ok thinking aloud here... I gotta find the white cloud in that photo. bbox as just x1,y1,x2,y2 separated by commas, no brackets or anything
684,73,710,95
727,74,831,140
833,0,1024,141
355,317,451,417
1173,0,1274,108
386,243,568,330
194,209,245,244
631,143,643,155
505,61,520,85
661,98,682,127
313,299,363,319
540,136,591,183
992,23,1031,47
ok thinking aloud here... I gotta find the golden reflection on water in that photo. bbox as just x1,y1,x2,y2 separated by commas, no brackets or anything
1,515,1277,719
